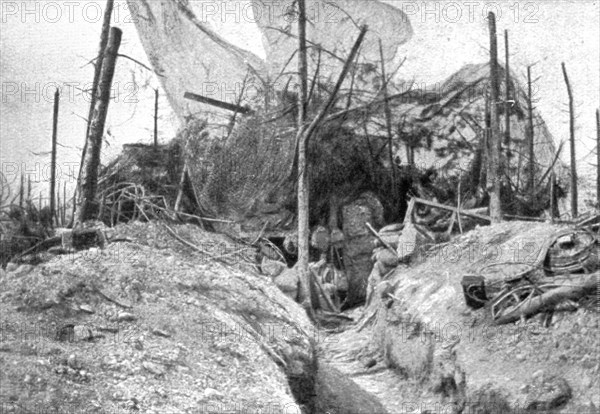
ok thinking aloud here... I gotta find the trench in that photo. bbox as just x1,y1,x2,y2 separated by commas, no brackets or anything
287,312,423,414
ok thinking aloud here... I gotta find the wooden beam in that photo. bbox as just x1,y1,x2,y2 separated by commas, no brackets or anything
183,92,253,114
411,197,492,222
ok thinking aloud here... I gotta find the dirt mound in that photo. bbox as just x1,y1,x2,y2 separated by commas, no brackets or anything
0,222,317,413
342,221,599,413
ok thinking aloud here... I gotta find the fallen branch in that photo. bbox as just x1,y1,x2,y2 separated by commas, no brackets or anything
412,197,491,222
91,285,133,309
365,222,397,256
493,273,598,325
161,222,214,257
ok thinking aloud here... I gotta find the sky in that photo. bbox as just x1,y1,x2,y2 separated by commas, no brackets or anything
1,0,599,203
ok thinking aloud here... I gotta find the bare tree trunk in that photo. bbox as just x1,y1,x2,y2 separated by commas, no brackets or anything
56,188,61,225
551,172,559,219
76,27,122,224
296,0,313,311
561,62,577,218
71,0,114,227
154,88,159,148
596,109,599,207
50,89,59,227
63,182,67,226
19,173,24,208
480,94,490,190
296,25,367,313
504,30,511,151
27,175,31,200
378,39,398,199
487,12,502,223
527,66,535,191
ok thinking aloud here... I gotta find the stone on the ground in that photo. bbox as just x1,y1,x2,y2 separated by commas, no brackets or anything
273,265,299,301
261,257,287,277
524,374,572,411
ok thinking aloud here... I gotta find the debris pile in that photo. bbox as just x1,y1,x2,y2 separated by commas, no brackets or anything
353,219,599,412
462,227,598,325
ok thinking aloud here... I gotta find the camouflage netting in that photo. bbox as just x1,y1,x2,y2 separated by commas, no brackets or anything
177,63,568,231
127,0,413,124
175,114,397,235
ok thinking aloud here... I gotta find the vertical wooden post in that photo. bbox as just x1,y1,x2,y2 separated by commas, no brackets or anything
487,12,502,222
296,0,313,311
379,39,398,199
527,66,535,191
38,191,42,212
504,30,511,151
596,109,599,207
76,27,122,224
50,88,59,227
27,175,31,200
561,62,577,219
154,88,159,148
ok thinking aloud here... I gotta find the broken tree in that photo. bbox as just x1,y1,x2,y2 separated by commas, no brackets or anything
76,27,122,224
296,22,368,312
296,0,312,311
50,88,59,227
561,62,577,218
527,66,535,191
